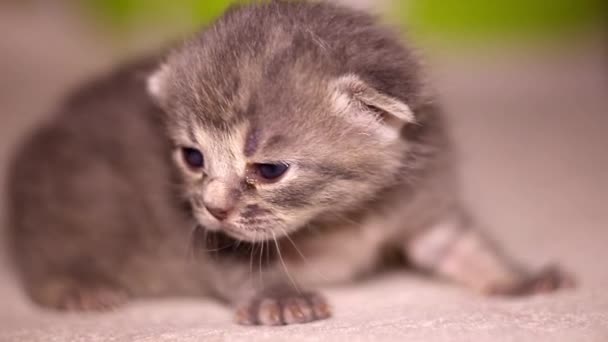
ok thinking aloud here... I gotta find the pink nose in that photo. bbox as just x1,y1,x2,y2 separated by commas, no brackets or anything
203,179,237,221
205,205,232,221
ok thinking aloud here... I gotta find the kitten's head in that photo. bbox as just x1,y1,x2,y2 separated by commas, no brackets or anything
147,2,424,242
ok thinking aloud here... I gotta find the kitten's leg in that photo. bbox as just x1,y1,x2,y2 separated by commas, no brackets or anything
13,228,133,312
234,286,331,326
404,215,575,295
28,274,129,311
205,239,332,326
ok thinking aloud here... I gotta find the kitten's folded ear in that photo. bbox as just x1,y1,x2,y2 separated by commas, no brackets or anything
331,74,416,140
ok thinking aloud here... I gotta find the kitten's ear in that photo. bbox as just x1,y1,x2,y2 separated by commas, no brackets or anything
147,63,170,103
331,74,415,140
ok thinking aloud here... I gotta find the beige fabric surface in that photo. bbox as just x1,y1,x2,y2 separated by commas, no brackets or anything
1,4,607,341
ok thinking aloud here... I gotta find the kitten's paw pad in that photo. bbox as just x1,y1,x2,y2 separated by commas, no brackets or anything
58,285,129,312
489,265,576,296
235,291,331,326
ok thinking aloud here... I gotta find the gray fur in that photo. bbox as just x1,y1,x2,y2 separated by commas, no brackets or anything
6,0,572,325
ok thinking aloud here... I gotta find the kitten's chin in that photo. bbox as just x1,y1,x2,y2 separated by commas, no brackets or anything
222,224,294,243
194,217,273,242
193,210,295,242
222,225,265,242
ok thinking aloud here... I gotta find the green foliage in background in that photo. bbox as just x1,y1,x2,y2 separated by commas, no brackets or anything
83,0,606,41
403,0,607,40
86,0,234,29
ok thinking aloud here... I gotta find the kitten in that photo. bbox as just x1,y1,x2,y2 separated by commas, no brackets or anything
7,1,573,325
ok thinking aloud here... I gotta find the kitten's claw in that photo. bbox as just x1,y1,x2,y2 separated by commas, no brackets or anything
235,291,331,326
487,265,576,296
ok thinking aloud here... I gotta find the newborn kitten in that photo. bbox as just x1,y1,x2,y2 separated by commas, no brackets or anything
7,1,573,325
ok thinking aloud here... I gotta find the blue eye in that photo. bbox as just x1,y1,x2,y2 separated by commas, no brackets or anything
257,163,289,181
182,148,204,169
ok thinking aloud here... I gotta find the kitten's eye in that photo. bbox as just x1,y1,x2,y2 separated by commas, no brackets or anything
256,163,289,181
182,148,205,170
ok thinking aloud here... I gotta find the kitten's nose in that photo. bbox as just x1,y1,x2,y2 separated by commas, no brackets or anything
205,205,232,221
203,179,238,221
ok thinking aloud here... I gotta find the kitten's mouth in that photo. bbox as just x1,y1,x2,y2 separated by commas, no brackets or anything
221,225,259,241
221,224,281,242
193,208,287,242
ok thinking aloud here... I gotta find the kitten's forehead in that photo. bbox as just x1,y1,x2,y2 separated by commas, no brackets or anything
244,126,262,157
192,120,249,176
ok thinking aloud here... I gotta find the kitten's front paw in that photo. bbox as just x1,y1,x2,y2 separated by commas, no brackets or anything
235,290,331,326
488,265,576,296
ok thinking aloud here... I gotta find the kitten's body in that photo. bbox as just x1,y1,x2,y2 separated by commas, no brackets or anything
7,1,571,325
7,58,211,302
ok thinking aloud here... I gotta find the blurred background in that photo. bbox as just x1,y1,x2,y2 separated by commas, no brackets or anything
0,0,607,316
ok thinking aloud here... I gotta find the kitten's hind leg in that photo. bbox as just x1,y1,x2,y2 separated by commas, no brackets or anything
404,215,575,296
26,272,129,312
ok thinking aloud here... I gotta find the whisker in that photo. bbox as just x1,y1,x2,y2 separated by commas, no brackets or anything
204,227,210,257
192,226,236,253
279,227,330,282
186,224,199,262
271,230,300,294
200,244,236,252
333,214,361,227
209,228,217,260
258,236,265,289
249,233,255,289
265,238,270,273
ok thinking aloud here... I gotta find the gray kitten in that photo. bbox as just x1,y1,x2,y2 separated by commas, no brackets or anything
7,1,573,325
